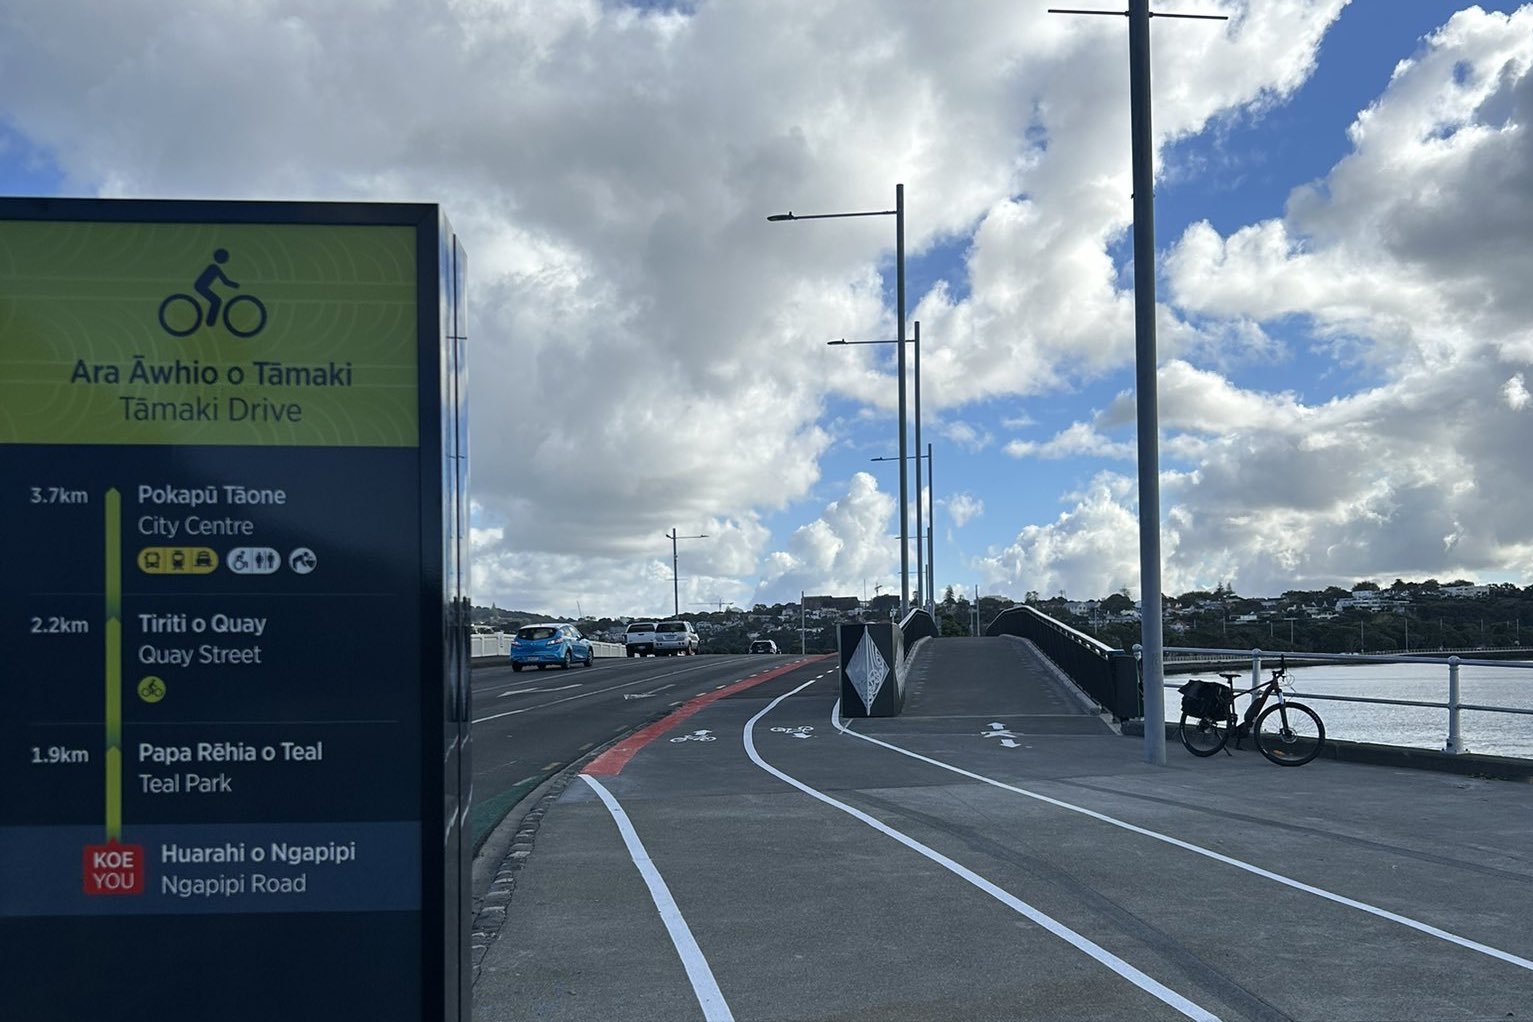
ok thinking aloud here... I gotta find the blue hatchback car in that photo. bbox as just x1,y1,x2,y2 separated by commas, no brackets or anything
510,623,594,671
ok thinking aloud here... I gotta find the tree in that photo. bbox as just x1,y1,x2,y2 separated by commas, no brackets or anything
1102,592,1133,614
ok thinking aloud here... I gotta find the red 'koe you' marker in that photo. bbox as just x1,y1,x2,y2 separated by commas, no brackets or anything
83,842,145,896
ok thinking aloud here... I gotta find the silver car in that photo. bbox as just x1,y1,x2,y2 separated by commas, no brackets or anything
653,619,699,655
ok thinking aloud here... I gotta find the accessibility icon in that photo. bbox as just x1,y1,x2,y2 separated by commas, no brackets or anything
227,547,281,575
288,547,317,574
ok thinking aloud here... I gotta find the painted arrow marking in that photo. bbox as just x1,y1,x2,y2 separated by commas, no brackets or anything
770,726,815,739
623,684,677,701
982,722,1022,748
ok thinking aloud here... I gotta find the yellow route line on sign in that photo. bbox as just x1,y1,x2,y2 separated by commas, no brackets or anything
105,488,122,842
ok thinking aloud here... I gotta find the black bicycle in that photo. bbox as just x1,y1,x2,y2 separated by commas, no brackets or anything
1178,659,1325,766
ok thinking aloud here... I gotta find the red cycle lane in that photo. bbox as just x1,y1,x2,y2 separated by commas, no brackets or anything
583,655,834,777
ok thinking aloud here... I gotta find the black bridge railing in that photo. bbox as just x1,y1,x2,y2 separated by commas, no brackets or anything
985,606,1141,720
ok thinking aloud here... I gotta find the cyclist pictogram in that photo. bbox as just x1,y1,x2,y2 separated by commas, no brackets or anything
158,248,267,338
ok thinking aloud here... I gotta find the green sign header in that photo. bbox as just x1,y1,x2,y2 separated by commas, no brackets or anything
0,220,418,447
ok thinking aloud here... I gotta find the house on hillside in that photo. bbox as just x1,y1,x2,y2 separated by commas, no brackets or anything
1441,584,1491,599
803,594,860,614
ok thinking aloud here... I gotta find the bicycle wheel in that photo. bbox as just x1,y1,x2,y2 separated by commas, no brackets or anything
1253,701,1324,766
1179,712,1231,757
223,294,267,338
158,293,201,336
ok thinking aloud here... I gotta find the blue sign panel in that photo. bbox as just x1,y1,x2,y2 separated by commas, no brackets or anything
0,198,469,1020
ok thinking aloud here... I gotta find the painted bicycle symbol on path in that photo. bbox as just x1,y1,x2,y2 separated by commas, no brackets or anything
769,726,815,739
158,248,267,338
669,730,717,743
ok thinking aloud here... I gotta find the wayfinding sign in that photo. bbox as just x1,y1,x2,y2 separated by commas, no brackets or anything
0,199,471,1020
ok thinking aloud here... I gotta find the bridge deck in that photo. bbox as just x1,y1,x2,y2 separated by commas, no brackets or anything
473,637,1533,1021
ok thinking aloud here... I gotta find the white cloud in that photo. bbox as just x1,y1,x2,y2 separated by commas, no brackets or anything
1504,373,1530,411
976,474,1146,600
945,492,985,529
1004,421,1135,461
1152,5,1533,594
754,472,898,604
21,1,1533,614
939,419,993,452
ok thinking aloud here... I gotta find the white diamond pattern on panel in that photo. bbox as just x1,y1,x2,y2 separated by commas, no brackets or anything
846,627,889,711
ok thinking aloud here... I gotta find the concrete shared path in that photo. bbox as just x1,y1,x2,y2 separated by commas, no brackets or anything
472,637,1533,1021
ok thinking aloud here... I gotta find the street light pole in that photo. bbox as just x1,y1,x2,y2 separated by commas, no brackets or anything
912,320,923,609
666,528,707,618
871,441,934,615
895,184,909,617
1051,0,1226,767
829,318,925,611
769,184,909,617
926,441,935,608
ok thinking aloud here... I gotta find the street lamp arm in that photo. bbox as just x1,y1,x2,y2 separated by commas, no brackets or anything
770,182,910,616
827,337,910,346
1048,7,1226,19
766,209,897,222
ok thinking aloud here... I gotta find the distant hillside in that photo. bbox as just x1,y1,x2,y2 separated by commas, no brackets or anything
470,605,562,627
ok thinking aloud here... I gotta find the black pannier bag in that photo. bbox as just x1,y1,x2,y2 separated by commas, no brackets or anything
1178,679,1232,719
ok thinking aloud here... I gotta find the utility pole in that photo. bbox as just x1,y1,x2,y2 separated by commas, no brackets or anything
666,528,707,618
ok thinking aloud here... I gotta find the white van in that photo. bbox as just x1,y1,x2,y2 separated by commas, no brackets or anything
625,621,657,657
653,619,699,656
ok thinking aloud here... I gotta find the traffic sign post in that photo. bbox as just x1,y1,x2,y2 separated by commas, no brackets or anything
0,198,471,1020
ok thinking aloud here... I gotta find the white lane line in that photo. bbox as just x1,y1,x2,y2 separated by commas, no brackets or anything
473,662,728,724
829,699,1533,974
749,681,1221,1022
580,774,735,1022
498,684,580,698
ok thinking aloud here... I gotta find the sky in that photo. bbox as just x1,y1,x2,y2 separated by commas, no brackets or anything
3,1,1532,618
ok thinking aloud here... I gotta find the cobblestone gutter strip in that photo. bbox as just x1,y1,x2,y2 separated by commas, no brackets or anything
468,767,583,984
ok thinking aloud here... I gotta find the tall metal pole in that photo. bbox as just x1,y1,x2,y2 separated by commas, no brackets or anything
895,184,910,618
667,528,707,619
913,319,923,611
1053,0,1224,774
766,192,909,616
670,529,681,619
1128,0,1165,765
926,442,935,608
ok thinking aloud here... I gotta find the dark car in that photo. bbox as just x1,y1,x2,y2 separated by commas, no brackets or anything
510,623,593,671
749,639,779,654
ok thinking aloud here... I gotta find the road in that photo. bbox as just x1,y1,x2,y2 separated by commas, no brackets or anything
468,653,804,846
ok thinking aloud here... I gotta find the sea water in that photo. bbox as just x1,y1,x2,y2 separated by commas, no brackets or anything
1161,660,1533,759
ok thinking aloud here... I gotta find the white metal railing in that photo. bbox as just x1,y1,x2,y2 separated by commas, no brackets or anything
1158,646,1533,756
470,631,624,660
